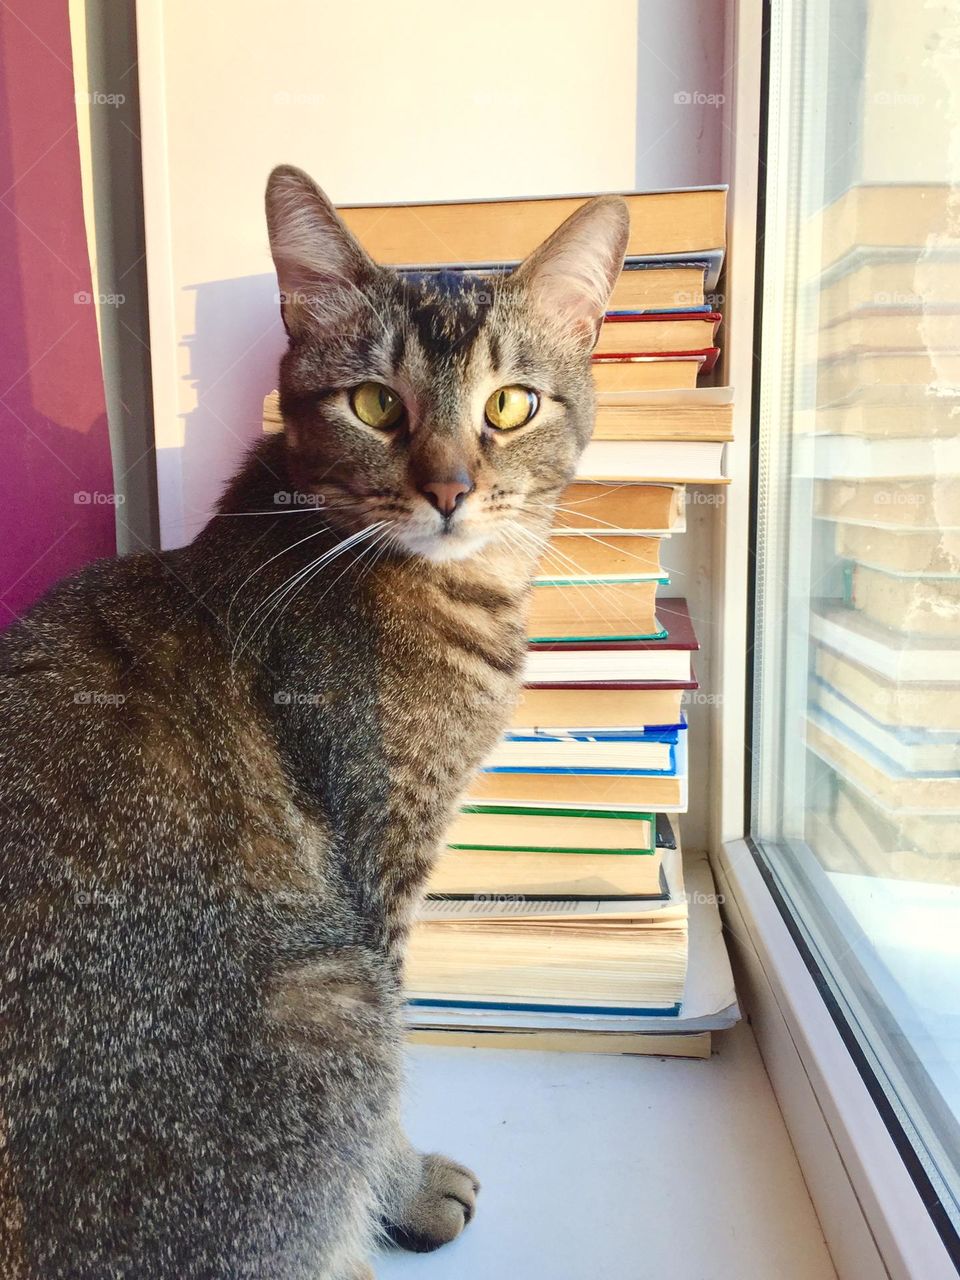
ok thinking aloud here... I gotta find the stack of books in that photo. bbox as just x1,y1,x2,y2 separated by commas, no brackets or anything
800,183,960,885
263,188,739,1056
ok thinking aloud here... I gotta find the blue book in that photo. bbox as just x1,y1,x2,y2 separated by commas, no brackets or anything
488,716,687,777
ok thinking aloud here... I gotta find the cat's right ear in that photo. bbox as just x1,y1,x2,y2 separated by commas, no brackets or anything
265,165,376,337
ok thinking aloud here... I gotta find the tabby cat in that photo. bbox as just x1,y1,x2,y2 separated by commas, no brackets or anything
0,165,628,1277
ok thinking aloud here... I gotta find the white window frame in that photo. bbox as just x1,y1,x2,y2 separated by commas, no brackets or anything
716,4,959,1277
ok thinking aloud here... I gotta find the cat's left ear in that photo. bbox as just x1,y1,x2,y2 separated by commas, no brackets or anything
265,164,377,337
511,195,630,349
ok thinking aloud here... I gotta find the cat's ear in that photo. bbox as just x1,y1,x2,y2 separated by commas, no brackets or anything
512,196,630,348
265,165,377,337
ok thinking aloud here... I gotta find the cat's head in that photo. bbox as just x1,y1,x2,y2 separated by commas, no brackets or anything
266,165,628,563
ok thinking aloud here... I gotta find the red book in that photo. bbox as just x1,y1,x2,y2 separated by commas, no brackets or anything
596,311,722,357
591,348,720,374
523,599,700,685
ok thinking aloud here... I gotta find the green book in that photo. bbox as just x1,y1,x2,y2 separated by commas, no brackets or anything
447,805,656,855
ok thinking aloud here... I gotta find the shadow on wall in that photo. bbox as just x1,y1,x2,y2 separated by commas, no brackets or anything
161,273,287,548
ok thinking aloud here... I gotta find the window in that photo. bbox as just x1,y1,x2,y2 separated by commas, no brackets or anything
751,0,960,1254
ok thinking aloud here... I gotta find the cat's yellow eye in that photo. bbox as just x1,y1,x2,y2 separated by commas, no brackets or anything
350,382,404,430
484,386,539,431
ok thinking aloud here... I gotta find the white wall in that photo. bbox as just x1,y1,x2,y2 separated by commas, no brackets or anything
139,0,729,847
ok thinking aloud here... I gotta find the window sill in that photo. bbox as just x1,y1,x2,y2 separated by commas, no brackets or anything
715,839,959,1280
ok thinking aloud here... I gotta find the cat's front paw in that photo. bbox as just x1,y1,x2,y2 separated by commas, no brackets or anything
384,1153,480,1253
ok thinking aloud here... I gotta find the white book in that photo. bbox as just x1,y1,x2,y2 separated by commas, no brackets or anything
522,645,693,683
485,736,676,772
812,679,960,772
799,434,960,479
811,604,960,683
577,439,726,482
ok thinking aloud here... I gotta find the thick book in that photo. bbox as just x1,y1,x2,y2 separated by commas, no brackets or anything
511,681,694,731
593,400,733,442
591,353,710,393
806,707,960,814
405,883,687,1016
446,805,656,854
428,844,664,900
524,597,699,685
811,602,960,683
818,252,960,328
405,935,685,1014
818,310,960,360
594,311,721,355
814,183,955,274
810,677,960,773
540,534,664,580
611,262,708,311
406,850,738,1035
799,402,960,439
527,576,666,643
799,434,960,480
553,482,684,534
816,350,960,406
486,724,684,775
815,477,960,530
850,563,960,639
467,732,688,812
809,800,958,887
402,252,724,301
833,783,960,876
834,522,960,577
816,478,960,529
406,1027,712,1059
577,438,726,482
336,188,728,265
815,647,960,731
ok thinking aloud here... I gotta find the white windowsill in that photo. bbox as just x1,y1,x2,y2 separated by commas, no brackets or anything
378,1021,836,1279
715,838,959,1280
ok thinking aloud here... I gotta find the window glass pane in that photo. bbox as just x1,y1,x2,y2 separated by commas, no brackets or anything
752,0,960,1237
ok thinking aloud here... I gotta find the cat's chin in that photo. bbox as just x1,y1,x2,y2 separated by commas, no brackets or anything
393,526,494,564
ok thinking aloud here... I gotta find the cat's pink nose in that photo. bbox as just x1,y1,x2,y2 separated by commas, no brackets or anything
419,477,474,518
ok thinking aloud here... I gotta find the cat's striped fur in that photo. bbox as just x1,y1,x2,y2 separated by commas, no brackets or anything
0,166,628,1277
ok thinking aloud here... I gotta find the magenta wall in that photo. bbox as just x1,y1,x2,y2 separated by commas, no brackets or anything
0,0,115,623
